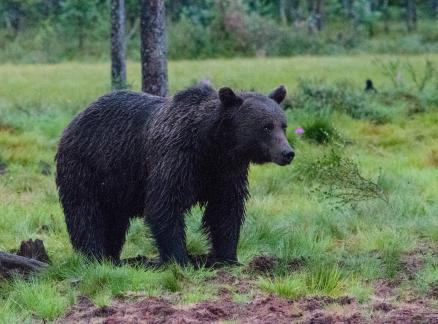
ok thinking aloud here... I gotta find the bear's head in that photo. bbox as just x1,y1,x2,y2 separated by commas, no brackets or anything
218,85,294,166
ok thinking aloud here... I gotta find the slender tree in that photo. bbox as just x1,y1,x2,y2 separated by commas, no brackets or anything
307,0,323,33
111,0,127,90
343,0,355,20
279,0,287,25
313,0,323,31
382,0,390,33
289,0,301,27
429,0,438,18
140,0,168,96
405,0,417,31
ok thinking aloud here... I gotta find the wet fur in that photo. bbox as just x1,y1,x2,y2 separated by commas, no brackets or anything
56,84,286,265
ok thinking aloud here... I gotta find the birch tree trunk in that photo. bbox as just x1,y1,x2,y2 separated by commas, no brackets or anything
111,0,127,90
140,0,168,97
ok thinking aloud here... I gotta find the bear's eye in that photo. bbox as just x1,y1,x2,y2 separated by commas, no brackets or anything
281,123,287,132
263,124,274,133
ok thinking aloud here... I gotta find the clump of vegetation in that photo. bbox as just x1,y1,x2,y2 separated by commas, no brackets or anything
373,58,438,112
258,275,307,299
301,117,341,145
373,58,436,93
294,79,364,113
292,79,391,124
300,149,387,206
258,264,344,298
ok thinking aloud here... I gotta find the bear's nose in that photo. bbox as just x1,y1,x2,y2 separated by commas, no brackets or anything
282,150,295,162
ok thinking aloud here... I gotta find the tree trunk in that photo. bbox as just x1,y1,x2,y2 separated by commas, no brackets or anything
111,0,127,90
314,0,323,31
308,0,323,33
140,0,168,97
382,0,390,33
279,0,287,25
343,0,355,20
405,0,417,31
429,0,438,18
289,0,301,27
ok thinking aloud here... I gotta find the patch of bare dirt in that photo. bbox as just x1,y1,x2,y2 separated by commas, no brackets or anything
374,279,397,298
427,282,438,299
371,276,438,323
63,290,438,324
247,255,305,275
206,270,252,296
371,301,438,323
62,294,369,324
62,248,438,324
62,296,116,323
399,249,427,280
248,255,279,273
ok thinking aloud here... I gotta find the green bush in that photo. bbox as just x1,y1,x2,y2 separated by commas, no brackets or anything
293,79,391,123
302,117,340,145
168,17,211,59
299,149,387,206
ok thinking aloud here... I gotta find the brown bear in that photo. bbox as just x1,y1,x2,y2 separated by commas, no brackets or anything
55,83,294,266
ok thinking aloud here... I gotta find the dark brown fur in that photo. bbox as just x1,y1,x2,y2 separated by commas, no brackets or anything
55,84,293,265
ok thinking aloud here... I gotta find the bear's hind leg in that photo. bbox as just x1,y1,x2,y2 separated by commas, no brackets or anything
63,197,107,260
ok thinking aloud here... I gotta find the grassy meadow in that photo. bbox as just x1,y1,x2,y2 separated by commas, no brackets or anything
0,55,438,322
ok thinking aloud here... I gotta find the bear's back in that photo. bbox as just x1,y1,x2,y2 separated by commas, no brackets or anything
59,91,165,160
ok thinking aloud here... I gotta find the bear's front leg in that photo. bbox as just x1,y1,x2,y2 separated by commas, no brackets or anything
144,186,192,266
202,174,248,265
145,205,189,265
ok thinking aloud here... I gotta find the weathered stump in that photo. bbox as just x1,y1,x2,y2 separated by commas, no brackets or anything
0,239,49,279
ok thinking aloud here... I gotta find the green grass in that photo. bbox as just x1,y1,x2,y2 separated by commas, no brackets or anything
0,55,438,321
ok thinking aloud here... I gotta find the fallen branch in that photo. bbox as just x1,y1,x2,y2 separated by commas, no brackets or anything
0,252,48,278
0,239,50,279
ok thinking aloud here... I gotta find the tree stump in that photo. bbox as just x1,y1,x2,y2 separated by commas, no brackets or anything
17,239,50,263
0,239,49,279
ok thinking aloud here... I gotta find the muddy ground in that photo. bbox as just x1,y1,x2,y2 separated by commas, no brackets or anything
62,255,438,324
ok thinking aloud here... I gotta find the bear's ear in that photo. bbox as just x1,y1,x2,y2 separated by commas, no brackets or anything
219,87,243,108
269,85,287,104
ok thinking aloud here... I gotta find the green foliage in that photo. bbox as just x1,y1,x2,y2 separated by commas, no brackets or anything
306,264,344,295
258,275,307,299
299,149,387,206
168,16,210,59
301,117,340,144
1,1,438,62
258,264,344,298
5,279,71,320
294,79,391,123
415,255,438,295
373,58,438,93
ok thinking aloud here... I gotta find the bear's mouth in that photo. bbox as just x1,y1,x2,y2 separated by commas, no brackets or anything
273,157,292,166
272,152,294,166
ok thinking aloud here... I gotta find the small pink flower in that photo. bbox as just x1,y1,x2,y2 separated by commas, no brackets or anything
295,127,305,135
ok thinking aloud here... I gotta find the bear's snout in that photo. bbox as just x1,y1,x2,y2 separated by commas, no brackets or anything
281,149,295,164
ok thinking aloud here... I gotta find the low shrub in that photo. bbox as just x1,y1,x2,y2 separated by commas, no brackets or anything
292,79,392,123
299,149,387,206
302,117,340,145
